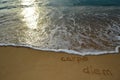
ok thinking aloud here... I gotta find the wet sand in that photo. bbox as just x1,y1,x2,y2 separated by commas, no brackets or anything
0,46,120,80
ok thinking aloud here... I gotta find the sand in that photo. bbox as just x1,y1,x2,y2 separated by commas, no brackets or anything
0,46,120,80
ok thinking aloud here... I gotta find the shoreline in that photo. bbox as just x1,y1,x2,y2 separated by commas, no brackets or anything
0,44,119,56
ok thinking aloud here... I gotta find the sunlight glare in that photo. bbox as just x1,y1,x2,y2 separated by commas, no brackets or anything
21,0,35,6
21,0,39,29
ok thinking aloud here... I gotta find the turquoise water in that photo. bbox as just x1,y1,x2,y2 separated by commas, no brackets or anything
0,0,120,55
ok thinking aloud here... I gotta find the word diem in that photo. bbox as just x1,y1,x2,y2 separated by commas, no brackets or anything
83,65,112,76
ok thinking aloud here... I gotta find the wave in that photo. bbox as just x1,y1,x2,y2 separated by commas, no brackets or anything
0,43,119,56
0,0,120,55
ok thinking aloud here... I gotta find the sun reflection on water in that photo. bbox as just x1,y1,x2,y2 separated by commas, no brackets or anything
20,0,50,45
21,0,35,5
21,0,39,29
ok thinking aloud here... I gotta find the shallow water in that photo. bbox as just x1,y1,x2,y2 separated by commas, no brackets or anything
0,0,120,55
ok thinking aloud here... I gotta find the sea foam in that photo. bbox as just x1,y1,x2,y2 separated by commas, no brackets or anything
0,43,119,56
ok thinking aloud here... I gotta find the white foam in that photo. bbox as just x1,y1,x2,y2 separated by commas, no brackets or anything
0,43,119,56
115,36,120,41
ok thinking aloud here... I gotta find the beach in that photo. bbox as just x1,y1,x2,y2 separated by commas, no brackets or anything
0,46,120,80
0,0,120,80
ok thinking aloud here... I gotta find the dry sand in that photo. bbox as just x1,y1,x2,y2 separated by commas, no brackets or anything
0,46,120,80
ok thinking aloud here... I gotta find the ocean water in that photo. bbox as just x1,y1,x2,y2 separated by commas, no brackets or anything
0,0,120,55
